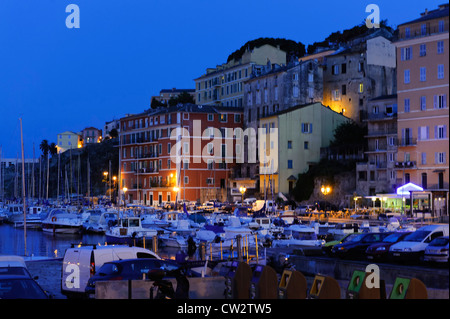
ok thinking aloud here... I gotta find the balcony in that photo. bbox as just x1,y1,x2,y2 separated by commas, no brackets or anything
394,161,417,169
397,138,417,147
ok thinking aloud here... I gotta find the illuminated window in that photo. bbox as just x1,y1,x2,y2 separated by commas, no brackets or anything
359,83,364,93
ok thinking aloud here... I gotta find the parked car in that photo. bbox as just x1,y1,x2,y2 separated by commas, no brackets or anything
0,255,37,279
85,258,182,296
332,232,392,259
365,231,412,261
424,236,449,264
61,244,160,298
0,275,50,299
389,224,449,262
322,233,361,256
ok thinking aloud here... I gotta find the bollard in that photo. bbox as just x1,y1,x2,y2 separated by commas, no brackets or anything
389,277,428,299
278,270,307,299
236,235,243,262
309,275,341,299
152,235,158,254
346,270,386,299
250,265,278,299
224,261,252,299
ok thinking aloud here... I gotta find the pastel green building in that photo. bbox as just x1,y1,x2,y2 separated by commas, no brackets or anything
259,102,350,196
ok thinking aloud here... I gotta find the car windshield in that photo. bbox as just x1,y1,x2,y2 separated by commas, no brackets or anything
342,233,359,243
98,263,120,276
0,267,29,277
350,234,365,242
404,230,431,242
429,237,449,246
382,233,405,243
0,278,48,299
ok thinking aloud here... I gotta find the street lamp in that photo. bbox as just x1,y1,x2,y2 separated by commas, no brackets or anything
320,185,331,196
103,171,109,198
239,186,246,204
112,176,117,205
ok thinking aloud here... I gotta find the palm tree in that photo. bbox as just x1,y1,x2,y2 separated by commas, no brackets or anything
49,142,57,157
39,140,49,157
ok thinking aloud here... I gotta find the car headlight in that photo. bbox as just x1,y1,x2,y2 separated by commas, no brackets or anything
404,248,412,252
376,246,386,251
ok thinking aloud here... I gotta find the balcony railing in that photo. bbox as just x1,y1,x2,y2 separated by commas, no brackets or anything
394,161,417,169
397,138,417,147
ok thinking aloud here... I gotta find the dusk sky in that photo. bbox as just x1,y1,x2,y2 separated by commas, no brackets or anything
0,0,444,159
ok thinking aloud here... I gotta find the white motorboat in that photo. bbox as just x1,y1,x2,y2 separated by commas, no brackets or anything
159,232,189,248
41,208,85,234
82,209,118,233
105,216,158,245
271,224,325,248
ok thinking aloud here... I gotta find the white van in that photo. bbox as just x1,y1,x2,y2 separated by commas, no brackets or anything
389,224,449,262
61,244,160,298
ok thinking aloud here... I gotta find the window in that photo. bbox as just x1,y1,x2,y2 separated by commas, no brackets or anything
341,84,346,95
418,126,429,140
436,152,446,164
184,176,189,185
332,64,339,75
420,96,426,111
332,89,340,101
219,114,227,122
308,73,314,82
405,27,410,38
274,87,278,101
434,94,447,109
301,123,312,133
421,24,427,36
207,114,213,121
435,125,447,139
287,141,292,149
358,83,364,93
404,173,410,184
341,63,347,74
404,70,410,83
439,20,444,32
421,152,427,165
293,86,299,98
304,141,309,149
420,67,426,82
183,160,189,170
437,41,444,54
419,44,426,56
401,47,412,60
206,178,214,185
234,114,241,123
421,173,427,189
404,98,410,112
167,159,171,169
287,160,293,169
183,142,189,154
438,65,444,79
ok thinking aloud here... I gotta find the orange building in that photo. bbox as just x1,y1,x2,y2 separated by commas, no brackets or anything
118,104,244,206
395,4,449,216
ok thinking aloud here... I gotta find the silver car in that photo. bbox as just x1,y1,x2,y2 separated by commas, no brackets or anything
424,236,449,263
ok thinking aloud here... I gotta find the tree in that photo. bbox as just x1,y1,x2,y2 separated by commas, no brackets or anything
39,140,49,157
168,91,195,106
330,121,367,148
151,97,166,109
49,142,58,157
109,128,118,139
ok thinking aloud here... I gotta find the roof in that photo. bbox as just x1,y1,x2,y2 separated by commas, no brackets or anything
398,4,449,27
160,88,195,93
260,102,350,119
370,94,398,101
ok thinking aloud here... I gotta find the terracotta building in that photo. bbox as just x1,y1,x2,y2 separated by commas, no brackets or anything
118,104,244,205
394,4,449,216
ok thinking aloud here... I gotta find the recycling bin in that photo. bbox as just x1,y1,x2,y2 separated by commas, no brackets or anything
389,277,427,299
309,275,341,299
278,269,307,299
249,265,278,299
224,261,252,299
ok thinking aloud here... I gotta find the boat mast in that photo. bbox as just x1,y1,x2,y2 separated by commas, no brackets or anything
19,118,27,256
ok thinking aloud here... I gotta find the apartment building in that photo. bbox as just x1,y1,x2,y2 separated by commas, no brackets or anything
322,28,397,123
80,127,102,146
259,102,349,196
56,131,82,153
118,104,243,205
356,95,398,195
394,4,449,215
194,44,287,107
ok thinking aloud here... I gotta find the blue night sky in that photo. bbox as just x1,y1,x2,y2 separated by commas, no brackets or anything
0,0,444,158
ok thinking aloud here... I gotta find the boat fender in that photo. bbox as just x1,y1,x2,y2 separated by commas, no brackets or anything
52,216,57,222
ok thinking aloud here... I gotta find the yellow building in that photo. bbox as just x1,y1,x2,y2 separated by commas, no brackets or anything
56,131,82,153
259,102,349,196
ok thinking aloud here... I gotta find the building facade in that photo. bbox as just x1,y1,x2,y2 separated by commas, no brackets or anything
80,127,102,146
356,95,398,195
394,4,449,215
194,44,287,107
322,29,397,123
118,104,244,205
151,88,195,105
259,102,349,196
56,131,82,153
